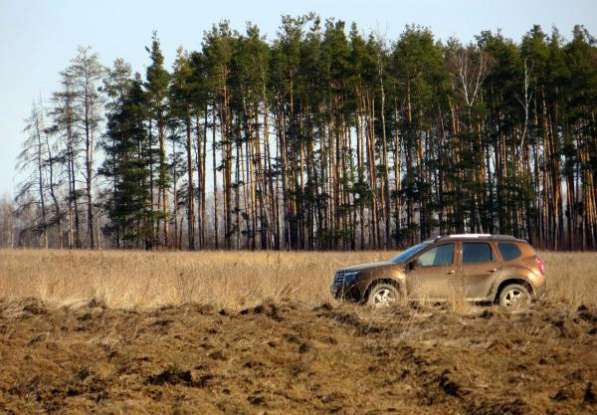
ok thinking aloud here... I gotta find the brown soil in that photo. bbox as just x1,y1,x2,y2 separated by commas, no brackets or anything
0,299,595,414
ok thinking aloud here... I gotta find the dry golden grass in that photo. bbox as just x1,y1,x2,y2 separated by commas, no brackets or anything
0,249,595,309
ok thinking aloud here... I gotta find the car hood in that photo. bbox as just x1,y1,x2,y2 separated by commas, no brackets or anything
338,261,396,273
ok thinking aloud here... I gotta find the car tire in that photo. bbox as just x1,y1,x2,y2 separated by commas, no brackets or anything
498,283,531,311
367,282,400,308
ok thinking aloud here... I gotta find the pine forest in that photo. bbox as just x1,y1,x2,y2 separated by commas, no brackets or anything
4,16,596,251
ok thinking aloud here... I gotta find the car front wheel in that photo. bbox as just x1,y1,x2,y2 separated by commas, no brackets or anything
367,283,400,307
498,283,531,311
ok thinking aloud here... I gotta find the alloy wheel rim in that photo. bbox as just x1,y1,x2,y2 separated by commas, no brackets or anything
373,288,396,306
503,288,528,308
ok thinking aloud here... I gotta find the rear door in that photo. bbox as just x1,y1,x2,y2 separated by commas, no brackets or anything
406,242,457,301
460,241,501,300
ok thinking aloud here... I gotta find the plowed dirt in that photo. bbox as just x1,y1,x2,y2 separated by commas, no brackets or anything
0,299,595,414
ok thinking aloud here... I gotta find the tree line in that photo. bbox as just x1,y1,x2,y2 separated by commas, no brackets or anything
6,15,597,251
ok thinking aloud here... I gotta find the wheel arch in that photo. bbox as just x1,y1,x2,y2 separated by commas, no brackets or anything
493,278,534,303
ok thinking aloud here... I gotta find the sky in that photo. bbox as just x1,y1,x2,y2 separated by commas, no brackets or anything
1,0,595,196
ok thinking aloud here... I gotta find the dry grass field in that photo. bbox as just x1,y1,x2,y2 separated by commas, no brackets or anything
1,249,596,309
0,249,596,414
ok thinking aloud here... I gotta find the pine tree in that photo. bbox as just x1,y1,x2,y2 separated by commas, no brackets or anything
51,69,82,248
170,47,197,249
145,32,171,247
102,73,151,247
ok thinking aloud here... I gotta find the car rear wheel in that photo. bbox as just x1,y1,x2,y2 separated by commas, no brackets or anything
498,283,531,311
367,283,399,307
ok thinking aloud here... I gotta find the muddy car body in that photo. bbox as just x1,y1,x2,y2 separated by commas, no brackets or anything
331,234,546,309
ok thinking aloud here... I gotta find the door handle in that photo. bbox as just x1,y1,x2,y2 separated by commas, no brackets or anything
489,268,497,273
447,270,456,275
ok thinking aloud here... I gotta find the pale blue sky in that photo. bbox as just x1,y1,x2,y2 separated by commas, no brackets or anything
1,0,595,196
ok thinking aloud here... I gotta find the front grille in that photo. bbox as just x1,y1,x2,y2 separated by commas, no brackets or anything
331,271,347,296
334,272,346,286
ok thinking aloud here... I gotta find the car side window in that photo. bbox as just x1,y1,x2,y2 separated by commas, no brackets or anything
462,242,493,264
416,244,454,267
498,242,522,261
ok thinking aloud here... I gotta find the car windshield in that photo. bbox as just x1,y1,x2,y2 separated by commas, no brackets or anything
391,241,431,264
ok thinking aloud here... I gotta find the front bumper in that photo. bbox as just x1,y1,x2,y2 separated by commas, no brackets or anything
330,272,362,301
331,285,362,302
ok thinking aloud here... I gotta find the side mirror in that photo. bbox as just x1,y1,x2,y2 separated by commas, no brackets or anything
408,261,417,271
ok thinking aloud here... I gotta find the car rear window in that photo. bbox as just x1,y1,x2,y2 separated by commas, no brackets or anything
462,242,493,263
498,242,522,261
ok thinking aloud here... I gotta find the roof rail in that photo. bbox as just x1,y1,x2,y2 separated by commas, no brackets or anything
435,233,519,240
444,233,491,238
489,234,518,240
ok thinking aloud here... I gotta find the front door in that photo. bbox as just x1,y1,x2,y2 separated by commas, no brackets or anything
406,242,457,301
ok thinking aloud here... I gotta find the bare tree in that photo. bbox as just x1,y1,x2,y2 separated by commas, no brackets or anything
446,40,492,108
14,103,51,247
0,195,15,248
70,46,105,248
515,58,533,151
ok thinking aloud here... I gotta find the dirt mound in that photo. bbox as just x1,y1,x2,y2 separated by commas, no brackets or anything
0,300,595,414
0,297,47,319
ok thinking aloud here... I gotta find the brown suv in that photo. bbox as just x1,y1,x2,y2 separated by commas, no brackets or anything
331,234,546,310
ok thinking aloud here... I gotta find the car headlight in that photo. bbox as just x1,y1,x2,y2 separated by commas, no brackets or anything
342,271,359,283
